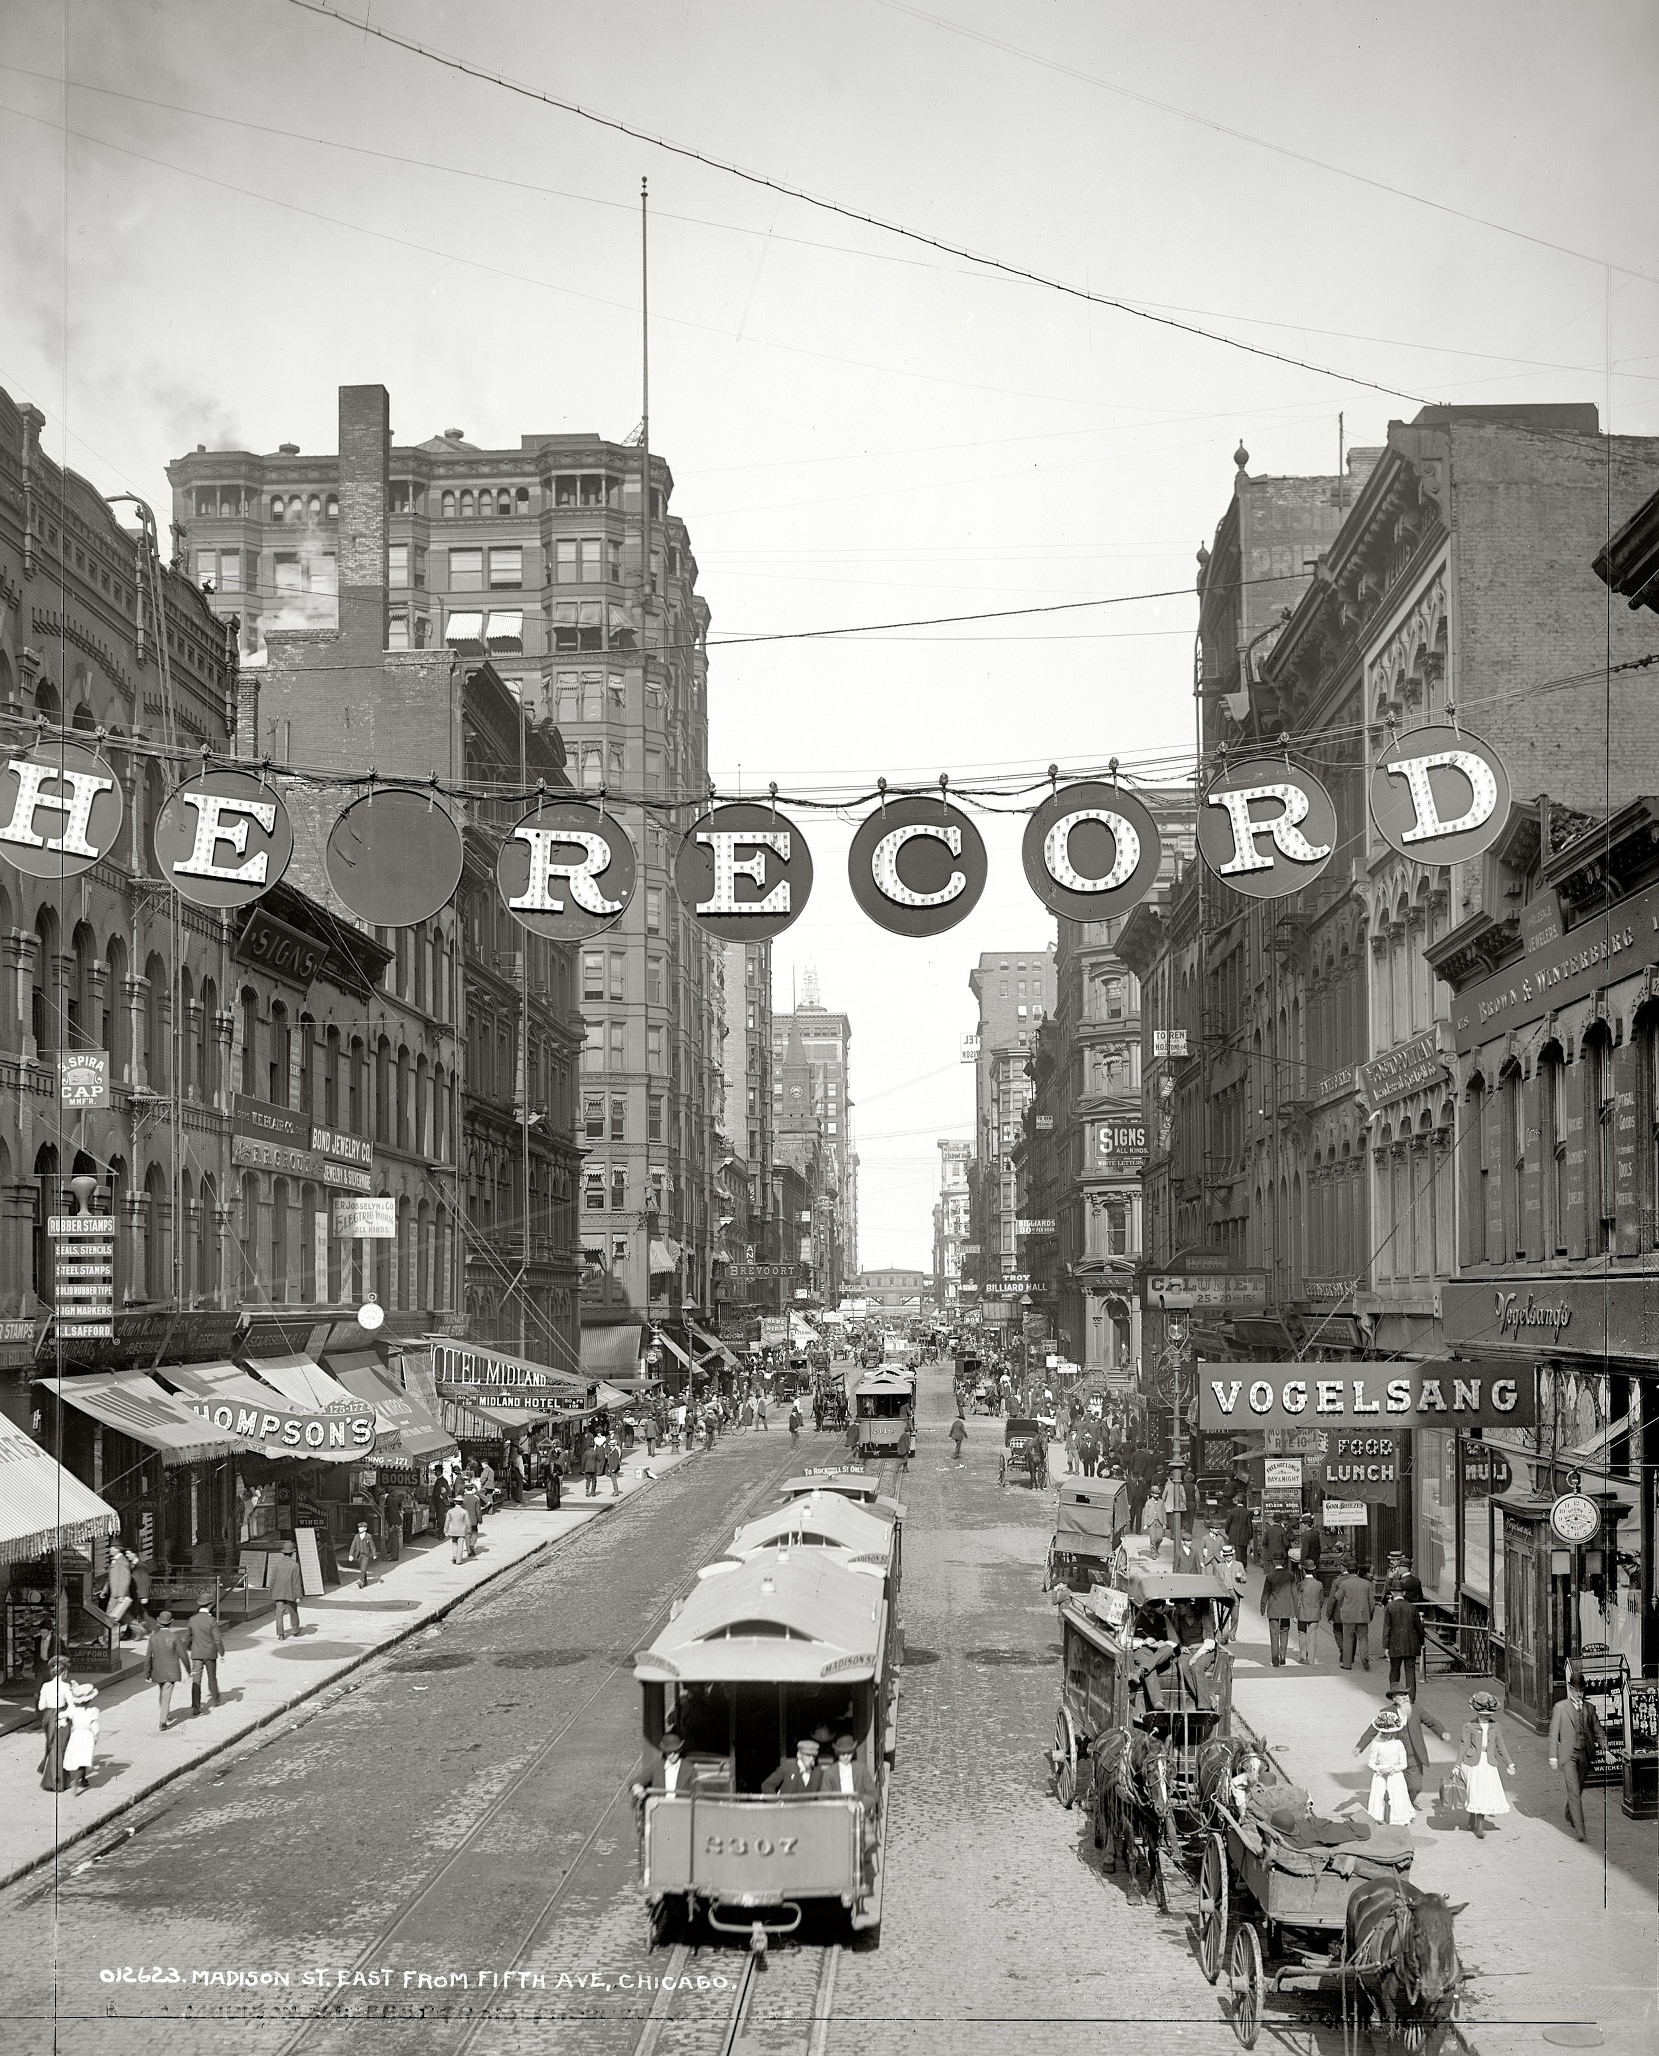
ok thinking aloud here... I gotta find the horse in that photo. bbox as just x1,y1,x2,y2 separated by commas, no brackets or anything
1195,1733,1268,1823
1023,1439,1045,1489
1091,1726,1177,1907
1343,1876,1465,2052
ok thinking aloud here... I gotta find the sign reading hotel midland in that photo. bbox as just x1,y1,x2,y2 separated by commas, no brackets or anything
1197,1359,1535,1433
1449,876,1659,1054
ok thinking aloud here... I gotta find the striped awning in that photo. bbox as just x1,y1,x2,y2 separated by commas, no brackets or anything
40,1374,244,1466
0,1412,120,1565
331,1363,456,1461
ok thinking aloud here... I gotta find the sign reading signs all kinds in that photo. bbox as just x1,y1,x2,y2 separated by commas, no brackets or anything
1197,1360,1536,1434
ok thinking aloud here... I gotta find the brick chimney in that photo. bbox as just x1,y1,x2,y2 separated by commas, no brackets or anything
337,383,389,653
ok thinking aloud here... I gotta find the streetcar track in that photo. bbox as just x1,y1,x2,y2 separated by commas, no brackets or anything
273,1439,809,2054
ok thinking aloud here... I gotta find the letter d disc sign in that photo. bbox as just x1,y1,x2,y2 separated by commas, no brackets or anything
674,801,812,940
0,741,124,881
497,797,636,940
154,768,293,909
1197,756,1337,900
1370,723,1509,866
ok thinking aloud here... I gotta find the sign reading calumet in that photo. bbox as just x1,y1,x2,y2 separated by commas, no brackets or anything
1197,1359,1534,1434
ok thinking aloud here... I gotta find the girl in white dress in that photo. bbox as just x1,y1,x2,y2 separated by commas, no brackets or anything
1365,1704,1415,1823
62,1686,100,1795
1459,1688,1516,1838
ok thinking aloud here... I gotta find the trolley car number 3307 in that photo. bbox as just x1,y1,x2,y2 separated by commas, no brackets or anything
704,1834,799,1857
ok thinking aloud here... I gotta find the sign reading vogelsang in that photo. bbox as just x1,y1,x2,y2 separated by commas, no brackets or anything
1197,1359,1533,1433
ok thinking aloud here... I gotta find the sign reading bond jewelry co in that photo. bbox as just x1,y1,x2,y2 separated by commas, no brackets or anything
673,800,813,940
1197,1359,1535,1433
497,796,636,941
1196,757,1337,901
0,741,124,880
1370,724,1509,866
1020,781,1161,923
848,793,987,937
153,767,293,909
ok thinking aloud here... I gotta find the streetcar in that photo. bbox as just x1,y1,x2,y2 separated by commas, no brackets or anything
634,1549,896,1946
724,1487,903,1609
778,1469,906,1525
850,1370,916,1460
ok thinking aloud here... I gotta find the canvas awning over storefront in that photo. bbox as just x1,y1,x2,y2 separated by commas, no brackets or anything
653,1332,694,1372
40,1374,244,1466
686,1321,740,1369
331,1363,456,1462
580,1323,645,1377
242,1353,375,1419
156,1362,371,1464
0,1410,121,1564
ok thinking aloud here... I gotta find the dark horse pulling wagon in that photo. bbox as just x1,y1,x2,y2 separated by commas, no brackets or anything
1194,1736,1465,2051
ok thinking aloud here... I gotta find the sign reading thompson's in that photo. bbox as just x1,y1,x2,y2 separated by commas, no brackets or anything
1197,1359,1535,1433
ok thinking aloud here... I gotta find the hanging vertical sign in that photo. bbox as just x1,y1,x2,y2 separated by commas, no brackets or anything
497,796,636,940
153,767,293,909
848,790,987,937
1196,756,1337,900
673,800,813,939
1369,724,1510,865
325,787,464,927
1021,780,1161,922
0,741,124,880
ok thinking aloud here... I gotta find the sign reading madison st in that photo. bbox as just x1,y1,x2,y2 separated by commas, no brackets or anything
1197,1359,1535,1434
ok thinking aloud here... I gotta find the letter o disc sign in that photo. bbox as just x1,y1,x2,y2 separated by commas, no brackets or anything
1370,723,1510,866
1021,781,1161,923
674,801,813,940
325,787,465,927
0,740,124,880
848,793,987,937
154,767,293,909
497,797,636,941
1197,756,1338,900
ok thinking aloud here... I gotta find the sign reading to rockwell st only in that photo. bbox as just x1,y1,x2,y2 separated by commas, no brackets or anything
1197,1359,1536,1434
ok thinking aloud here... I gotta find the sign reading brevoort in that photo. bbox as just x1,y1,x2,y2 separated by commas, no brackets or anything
1197,1359,1535,1433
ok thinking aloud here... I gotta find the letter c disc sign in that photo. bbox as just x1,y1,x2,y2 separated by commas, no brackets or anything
1197,756,1338,900
848,793,986,937
153,768,293,909
1021,781,1161,923
497,797,636,940
674,801,813,940
1370,723,1509,866
0,741,124,881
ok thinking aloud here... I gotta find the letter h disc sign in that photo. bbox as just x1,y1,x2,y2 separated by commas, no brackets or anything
1196,756,1337,901
674,801,813,940
0,742,124,881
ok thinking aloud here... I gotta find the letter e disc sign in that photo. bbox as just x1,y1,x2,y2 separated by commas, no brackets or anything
674,801,812,941
0,741,124,881
848,793,987,938
1197,756,1337,900
1022,781,1160,923
498,797,636,940
154,768,293,909
326,787,465,927
1370,724,1509,866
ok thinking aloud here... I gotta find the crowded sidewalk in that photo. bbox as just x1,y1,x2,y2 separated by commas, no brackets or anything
1,1437,684,1890
1136,1511,1656,2054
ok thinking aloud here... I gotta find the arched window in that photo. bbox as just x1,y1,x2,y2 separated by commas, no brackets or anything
325,494,339,519
307,494,321,519
34,677,61,721
395,1044,411,1151
349,1036,365,1133
144,758,167,876
67,922,96,1048
1540,1044,1568,1255
297,1013,316,1118
33,906,59,1053
32,1143,59,1304
1585,1028,1617,1254
105,934,128,1078
397,1196,412,1310
515,486,529,514
179,1168,195,1303
143,950,167,1088
441,489,456,518
269,999,290,1106
237,1170,259,1299
271,1176,289,1304
414,1055,430,1157
178,965,196,1098
1465,1074,1487,1266
432,1064,446,1160
1501,1062,1525,1264
460,490,475,518
496,489,511,516
144,1162,167,1302
375,1035,392,1144
416,1197,432,1310
240,987,258,1097
325,1025,341,1125
198,976,218,1103
271,495,286,523
300,1181,319,1302
198,1173,220,1304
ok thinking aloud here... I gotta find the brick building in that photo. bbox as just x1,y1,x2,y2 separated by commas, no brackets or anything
964,946,1055,1330
773,976,855,1302
932,1139,971,1310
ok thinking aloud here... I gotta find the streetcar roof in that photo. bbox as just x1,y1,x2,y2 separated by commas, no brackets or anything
731,1491,898,1558
852,1372,914,1396
635,1552,886,1684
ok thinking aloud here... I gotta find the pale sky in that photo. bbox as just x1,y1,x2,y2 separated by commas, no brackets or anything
4,0,1657,1268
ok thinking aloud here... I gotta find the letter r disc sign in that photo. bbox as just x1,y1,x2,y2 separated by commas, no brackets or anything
674,800,813,940
0,741,124,880
497,797,636,940
1196,756,1337,901
1370,724,1510,866
154,768,293,909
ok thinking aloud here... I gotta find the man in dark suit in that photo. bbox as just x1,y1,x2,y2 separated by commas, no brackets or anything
1225,1498,1253,1565
1382,1585,1425,1698
144,1612,190,1732
818,1734,880,1886
1548,1669,1607,1843
1355,1687,1449,1802
761,1738,820,1794
1326,1559,1375,1671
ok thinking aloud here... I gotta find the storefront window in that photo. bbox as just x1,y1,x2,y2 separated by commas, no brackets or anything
1414,1428,1457,1609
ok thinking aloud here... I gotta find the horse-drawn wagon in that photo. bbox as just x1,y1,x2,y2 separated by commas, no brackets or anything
999,1416,1049,1488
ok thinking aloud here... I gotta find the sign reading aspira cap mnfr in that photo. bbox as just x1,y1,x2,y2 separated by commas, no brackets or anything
1196,1360,1534,1434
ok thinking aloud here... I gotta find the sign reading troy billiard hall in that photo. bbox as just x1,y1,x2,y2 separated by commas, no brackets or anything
1197,1359,1535,1433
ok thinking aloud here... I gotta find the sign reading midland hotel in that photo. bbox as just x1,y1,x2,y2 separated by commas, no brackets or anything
1197,1360,1535,1434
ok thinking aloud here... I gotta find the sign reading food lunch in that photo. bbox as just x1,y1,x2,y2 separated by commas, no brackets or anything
1196,1359,1535,1433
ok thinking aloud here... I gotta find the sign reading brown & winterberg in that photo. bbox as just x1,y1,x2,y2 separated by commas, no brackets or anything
1449,876,1659,1053
1197,1359,1535,1433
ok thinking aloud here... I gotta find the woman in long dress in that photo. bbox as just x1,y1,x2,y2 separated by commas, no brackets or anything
1366,1704,1416,1823
1459,1689,1517,1839
36,1657,77,1792
62,1685,100,1795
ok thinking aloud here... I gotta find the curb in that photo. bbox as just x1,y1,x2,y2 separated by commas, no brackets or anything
1,1470,671,1893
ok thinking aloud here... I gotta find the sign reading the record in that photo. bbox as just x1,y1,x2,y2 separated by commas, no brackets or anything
325,787,464,927
674,801,812,940
1370,724,1509,866
1197,757,1337,900
1021,781,1161,923
0,741,123,880
1197,1359,1536,1433
498,796,635,941
848,792,987,937
153,767,293,909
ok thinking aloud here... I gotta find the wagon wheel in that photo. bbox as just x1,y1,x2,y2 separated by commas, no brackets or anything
1197,1834,1228,1984
1228,1923,1263,2049
1054,1704,1079,1809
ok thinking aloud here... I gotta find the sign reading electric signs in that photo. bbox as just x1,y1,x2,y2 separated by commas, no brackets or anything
1196,1359,1535,1433
1196,757,1337,899
673,800,813,940
848,792,987,936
